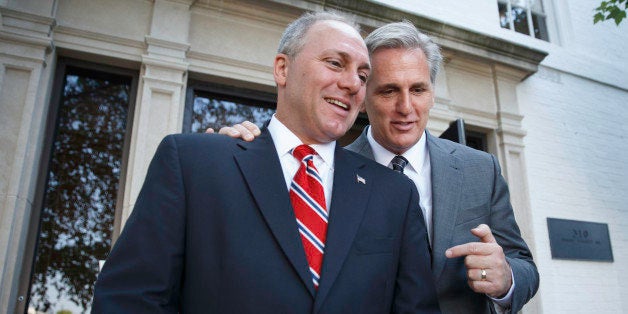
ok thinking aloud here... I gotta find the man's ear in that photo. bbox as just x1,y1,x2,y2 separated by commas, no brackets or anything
274,54,289,87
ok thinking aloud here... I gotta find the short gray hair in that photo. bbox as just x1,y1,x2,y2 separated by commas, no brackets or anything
278,11,360,59
365,21,442,85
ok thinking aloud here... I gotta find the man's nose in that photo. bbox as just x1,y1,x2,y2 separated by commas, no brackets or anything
396,91,412,114
338,71,362,94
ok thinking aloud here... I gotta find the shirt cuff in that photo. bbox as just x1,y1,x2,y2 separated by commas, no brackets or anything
488,267,515,312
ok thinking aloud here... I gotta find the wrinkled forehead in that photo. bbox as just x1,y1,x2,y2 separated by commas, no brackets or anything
301,20,369,61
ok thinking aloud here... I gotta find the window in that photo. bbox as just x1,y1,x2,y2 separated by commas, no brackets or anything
26,59,137,313
498,0,549,41
183,81,367,146
185,82,276,133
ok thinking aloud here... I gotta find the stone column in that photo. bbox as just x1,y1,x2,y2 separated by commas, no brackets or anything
121,0,192,227
492,64,542,314
0,3,55,313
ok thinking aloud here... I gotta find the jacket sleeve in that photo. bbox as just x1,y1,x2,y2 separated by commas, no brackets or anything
92,135,186,313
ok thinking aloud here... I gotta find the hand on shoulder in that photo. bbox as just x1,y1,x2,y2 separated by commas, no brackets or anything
205,120,260,141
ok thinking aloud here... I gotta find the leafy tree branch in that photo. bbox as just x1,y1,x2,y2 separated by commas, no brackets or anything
594,0,627,25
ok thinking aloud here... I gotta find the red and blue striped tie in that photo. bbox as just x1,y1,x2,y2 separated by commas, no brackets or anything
290,145,328,289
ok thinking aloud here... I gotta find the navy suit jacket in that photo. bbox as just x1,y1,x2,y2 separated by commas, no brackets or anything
346,128,539,314
92,129,439,313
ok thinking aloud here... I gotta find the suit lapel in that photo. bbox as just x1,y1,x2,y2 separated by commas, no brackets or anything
234,130,315,296
427,133,463,281
314,147,371,311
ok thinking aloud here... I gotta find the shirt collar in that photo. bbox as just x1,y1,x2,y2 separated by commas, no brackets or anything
366,126,429,174
267,115,336,167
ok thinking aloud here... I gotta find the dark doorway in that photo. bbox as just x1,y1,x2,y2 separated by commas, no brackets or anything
439,118,488,152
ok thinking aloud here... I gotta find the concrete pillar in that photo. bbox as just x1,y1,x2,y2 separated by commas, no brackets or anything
121,0,192,226
0,2,55,312
492,63,542,314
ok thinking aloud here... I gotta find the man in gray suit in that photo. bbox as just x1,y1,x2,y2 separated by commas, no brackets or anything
345,22,538,313
213,21,538,314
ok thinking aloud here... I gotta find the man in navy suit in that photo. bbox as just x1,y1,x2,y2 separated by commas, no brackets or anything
219,21,538,314
92,12,439,313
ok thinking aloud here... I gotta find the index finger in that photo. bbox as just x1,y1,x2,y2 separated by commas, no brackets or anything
241,121,261,136
446,242,494,258
232,124,256,141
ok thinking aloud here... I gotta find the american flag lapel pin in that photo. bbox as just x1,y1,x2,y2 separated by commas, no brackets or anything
356,174,366,185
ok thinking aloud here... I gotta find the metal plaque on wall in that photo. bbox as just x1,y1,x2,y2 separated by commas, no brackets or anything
547,218,613,262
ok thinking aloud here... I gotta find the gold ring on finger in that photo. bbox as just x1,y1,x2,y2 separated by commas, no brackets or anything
481,269,487,281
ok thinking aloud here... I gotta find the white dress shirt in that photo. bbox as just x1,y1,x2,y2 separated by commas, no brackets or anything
267,115,335,211
367,126,433,243
365,126,514,312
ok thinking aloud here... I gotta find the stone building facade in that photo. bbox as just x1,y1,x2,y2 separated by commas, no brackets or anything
0,0,626,313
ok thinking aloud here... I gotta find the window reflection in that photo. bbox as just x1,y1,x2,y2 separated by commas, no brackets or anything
512,5,530,35
28,66,132,314
190,92,275,133
497,0,548,41
532,12,549,40
499,2,510,29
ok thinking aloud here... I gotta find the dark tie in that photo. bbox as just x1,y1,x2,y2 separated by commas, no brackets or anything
290,145,328,289
391,155,409,173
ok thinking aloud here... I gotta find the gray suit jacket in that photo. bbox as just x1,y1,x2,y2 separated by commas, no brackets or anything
345,127,539,314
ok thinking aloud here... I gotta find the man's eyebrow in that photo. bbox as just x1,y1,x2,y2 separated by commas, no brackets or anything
326,49,371,70
411,82,430,89
376,83,400,90
339,51,371,71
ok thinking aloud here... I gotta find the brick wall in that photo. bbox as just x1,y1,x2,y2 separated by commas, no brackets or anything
519,66,628,313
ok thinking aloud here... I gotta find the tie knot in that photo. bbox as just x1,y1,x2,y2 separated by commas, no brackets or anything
292,144,317,161
391,155,409,173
